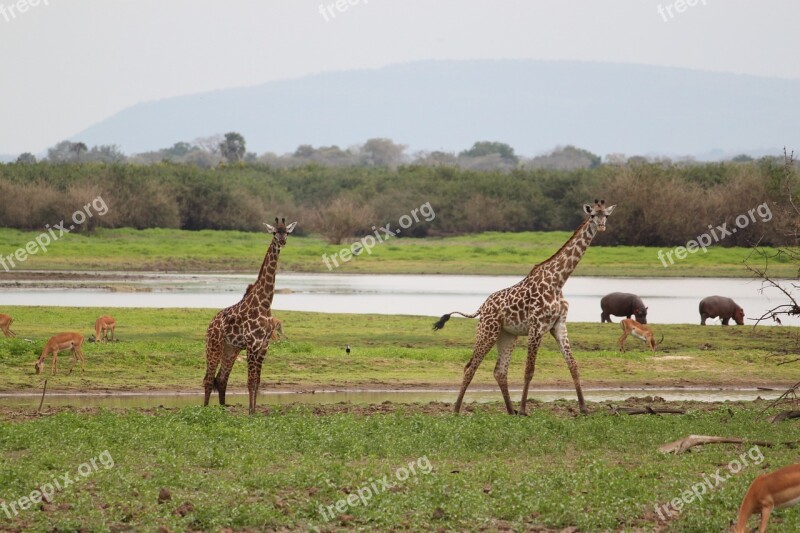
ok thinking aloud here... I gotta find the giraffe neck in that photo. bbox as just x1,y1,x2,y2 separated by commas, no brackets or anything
250,236,281,311
532,219,597,289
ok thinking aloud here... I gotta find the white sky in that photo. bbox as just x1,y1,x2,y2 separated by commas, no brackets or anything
1,0,798,154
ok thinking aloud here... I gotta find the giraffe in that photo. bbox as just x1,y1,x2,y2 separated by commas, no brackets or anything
203,217,297,414
433,200,615,416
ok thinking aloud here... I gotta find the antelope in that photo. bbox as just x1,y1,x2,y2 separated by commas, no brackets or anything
268,317,287,341
0,313,16,337
733,463,800,532
94,315,117,343
618,318,662,353
35,333,86,375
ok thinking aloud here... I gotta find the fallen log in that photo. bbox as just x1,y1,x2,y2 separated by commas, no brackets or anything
767,410,800,424
658,435,773,455
608,405,686,416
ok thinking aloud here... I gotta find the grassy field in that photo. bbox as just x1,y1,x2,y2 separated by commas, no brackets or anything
0,306,799,393
2,307,800,531
2,402,800,531
0,227,792,277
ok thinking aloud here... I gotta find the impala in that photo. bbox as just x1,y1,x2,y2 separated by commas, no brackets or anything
268,317,288,341
733,463,800,532
35,333,85,375
94,315,116,343
618,318,662,353
0,313,16,338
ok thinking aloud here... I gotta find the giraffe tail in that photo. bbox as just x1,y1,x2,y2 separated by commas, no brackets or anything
432,310,480,331
211,376,219,392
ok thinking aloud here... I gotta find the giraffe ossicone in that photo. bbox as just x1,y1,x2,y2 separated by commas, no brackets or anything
433,200,615,416
203,217,297,415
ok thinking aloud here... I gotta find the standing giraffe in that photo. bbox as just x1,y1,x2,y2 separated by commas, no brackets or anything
203,217,297,414
433,200,615,415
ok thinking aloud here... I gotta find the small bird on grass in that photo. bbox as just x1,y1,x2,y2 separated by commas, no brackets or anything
345,344,351,354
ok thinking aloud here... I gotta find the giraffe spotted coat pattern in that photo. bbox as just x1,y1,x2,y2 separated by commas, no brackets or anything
433,200,615,415
203,218,297,414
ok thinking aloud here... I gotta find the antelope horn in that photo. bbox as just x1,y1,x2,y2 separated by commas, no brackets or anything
657,334,664,346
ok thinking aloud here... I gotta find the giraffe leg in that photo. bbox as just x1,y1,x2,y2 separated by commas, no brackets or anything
551,313,588,415
215,343,240,406
519,329,545,416
246,348,268,415
492,330,518,415
454,321,498,414
203,325,224,407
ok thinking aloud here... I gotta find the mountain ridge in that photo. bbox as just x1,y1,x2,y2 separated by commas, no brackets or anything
68,59,799,159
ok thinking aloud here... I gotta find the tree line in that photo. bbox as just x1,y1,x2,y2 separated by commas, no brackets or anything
0,156,796,247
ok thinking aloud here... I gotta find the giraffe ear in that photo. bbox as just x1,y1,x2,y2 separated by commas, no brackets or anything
286,221,298,233
583,204,593,215
605,205,616,215
263,222,276,233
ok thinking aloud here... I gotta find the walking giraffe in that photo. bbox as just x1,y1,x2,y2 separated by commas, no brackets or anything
433,200,615,415
203,217,297,414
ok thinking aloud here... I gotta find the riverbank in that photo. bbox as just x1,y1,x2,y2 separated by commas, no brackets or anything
0,227,790,277
1,307,798,394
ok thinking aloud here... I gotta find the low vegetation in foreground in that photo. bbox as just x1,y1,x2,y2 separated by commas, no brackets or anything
2,402,800,531
0,227,793,277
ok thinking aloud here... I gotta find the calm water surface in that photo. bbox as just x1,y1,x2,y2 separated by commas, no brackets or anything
0,272,793,325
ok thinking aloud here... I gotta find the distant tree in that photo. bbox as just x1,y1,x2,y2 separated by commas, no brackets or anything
163,142,196,158
294,144,315,158
312,195,377,244
46,140,75,162
415,150,458,166
359,138,407,167
15,152,37,164
71,142,88,162
459,141,518,164
193,135,224,155
219,132,246,163
527,145,601,170
86,145,127,163
732,154,754,163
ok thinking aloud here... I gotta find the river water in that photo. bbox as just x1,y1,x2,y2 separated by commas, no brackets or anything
0,272,793,325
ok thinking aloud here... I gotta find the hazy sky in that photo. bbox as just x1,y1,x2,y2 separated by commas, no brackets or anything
1,0,798,155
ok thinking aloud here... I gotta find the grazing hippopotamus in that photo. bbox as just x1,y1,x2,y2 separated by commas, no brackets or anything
699,296,744,325
600,292,648,324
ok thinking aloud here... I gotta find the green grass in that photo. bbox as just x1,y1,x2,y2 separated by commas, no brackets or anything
2,404,800,531
0,227,792,277
1,306,799,393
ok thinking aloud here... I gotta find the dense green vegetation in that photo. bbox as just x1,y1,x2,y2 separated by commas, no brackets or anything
0,227,793,277
1,307,798,393
1,403,799,531
0,157,796,248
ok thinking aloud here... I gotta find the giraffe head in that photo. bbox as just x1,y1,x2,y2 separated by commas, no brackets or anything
263,217,298,247
583,199,615,232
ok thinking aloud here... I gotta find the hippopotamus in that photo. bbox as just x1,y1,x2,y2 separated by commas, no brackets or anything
699,296,744,325
600,292,648,324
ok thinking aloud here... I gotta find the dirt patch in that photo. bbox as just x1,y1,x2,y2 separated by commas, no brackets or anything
0,398,771,422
